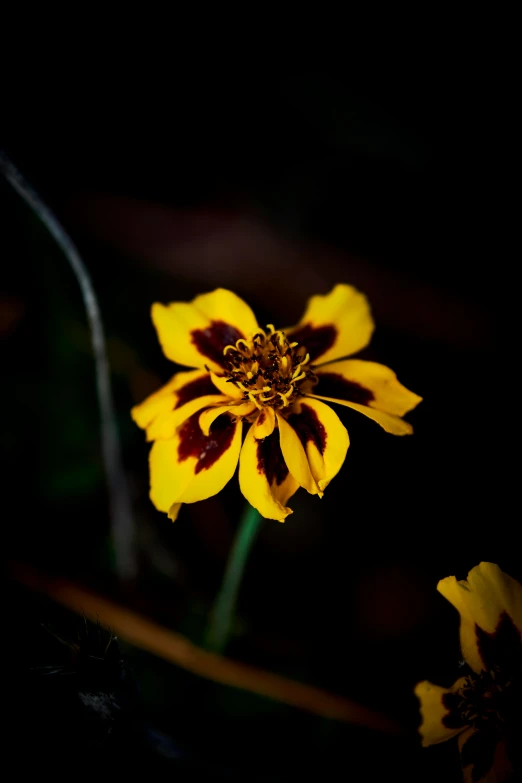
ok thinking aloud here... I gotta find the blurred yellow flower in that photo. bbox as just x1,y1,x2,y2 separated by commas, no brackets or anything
415,562,522,782
132,285,421,521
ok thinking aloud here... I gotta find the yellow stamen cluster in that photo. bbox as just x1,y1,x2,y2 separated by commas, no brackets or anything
223,326,316,409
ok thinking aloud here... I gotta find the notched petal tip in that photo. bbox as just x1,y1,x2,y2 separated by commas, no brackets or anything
289,283,375,365
438,562,522,673
414,678,467,748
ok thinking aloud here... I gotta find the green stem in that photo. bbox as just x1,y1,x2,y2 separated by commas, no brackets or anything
206,504,263,653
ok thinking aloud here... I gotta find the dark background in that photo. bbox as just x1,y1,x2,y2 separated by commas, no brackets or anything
1,63,516,780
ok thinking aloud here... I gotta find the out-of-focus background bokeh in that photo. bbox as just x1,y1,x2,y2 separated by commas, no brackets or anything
2,64,515,780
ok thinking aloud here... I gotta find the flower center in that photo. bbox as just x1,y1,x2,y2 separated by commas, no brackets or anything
222,325,316,409
453,667,520,736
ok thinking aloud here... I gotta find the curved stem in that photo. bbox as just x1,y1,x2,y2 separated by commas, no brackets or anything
206,504,263,653
0,151,136,580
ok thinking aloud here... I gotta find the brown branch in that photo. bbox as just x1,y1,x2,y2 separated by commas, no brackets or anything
8,561,403,736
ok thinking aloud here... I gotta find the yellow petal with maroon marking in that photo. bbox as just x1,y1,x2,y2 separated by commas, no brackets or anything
147,393,226,441
192,288,259,336
276,411,319,495
151,289,260,371
151,302,214,369
149,413,243,511
253,407,276,439
309,394,414,435
199,400,256,436
170,371,221,407
315,360,422,417
287,398,349,492
239,425,299,521
131,384,177,431
287,284,374,365
414,678,468,747
137,369,224,440
131,369,203,430
437,562,522,673
132,369,225,440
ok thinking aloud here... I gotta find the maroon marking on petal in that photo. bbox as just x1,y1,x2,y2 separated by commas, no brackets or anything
315,372,375,406
288,403,327,455
174,374,217,409
256,429,289,487
441,691,467,729
257,411,266,426
191,320,244,367
289,323,337,362
177,411,236,474
475,612,522,673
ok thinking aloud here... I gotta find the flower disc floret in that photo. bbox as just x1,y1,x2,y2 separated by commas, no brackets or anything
222,325,316,411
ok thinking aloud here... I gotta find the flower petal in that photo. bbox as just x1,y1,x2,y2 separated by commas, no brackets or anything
149,439,182,512
308,394,414,435
151,302,213,369
276,411,319,495
287,398,349,492
149,412,243,511
437,562,522,673
315,360,422,417
253,407,276,439
168,503,182,522
152,288,260,371
132,369,224,440
192,288,259,336
239,425,299,521
131,371,191,430
414,677,468,747
199,400,256,436
210,371,244,400
287,284,374,365
147,393,226,441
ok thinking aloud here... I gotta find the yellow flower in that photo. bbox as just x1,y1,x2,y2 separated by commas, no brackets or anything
415,563,522,782
132,285,421,522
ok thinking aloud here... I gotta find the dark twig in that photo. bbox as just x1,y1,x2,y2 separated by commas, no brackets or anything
1,151,136,579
